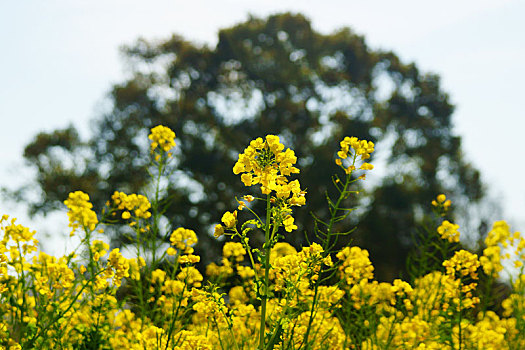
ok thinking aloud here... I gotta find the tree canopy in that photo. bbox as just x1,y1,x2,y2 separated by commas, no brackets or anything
16,13,485,280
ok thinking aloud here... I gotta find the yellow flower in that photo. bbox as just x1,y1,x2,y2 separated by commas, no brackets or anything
336,246,374,285
223,242,246,262
221,211,237,228
177,266,203,287
111,191,152,220
237,200,247,211
151,269,166,283
214,224,225,238
233,135,301,196
148,125,176,153
91,240,110,262
443,249,480,280
336,136,375,165
359,163,374,170
169,228,198,254
283,216,297,232
107,248,130,287
64,191,98,235
432,193,452,211
243,195,255,202
179,254,200,264
437,220,460,243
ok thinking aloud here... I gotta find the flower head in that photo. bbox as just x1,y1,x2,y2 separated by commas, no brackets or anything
335,136,374,175
431,193,451,213
233,135,300,195
437,220,460,243
221,211,237,229
64,191,98,236
170,228,198,254
148,125,176,153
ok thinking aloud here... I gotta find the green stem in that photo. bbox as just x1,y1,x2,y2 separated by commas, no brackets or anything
326,155,356,242
151,159,164,266
259,194,272,350
304,158,355,348
239,231,260,288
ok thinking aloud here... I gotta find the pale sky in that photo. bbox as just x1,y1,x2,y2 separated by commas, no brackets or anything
1,0,524,253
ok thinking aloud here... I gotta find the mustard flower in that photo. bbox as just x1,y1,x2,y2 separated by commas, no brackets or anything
111,191,152,220
90,240,110,262
221,210,237,228
178,254,200,264
443,249,480,280
269,242,297,265
213,224,225,238
64,191,98,235
337,246,375,285
222,242,246,262
233,135,301,195
148,125,176,153
431,193,451,213
169,227,198,254
151,269,166,283
336,136,374,165
107,248,130,287
480,220,513,278
177,266,203,287
437,220,460,243
282,215,297,232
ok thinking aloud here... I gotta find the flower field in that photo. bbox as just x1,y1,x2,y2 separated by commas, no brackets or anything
1,125,524,349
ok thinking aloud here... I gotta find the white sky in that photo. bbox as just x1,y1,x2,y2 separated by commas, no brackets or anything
1,0,524,253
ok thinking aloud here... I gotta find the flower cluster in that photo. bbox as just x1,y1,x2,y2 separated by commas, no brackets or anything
431,193,451,209
431,193,452,216
111,191,152,220
441,250,481,311
148,125,176,153
336,246,374,285
222,242,246,262
220,135,307,239
233,135,301,196
480,221,510,278
64,191,98,235
168,227,198,254
91,239,109,262
106,248,130,287
166,228,200,264
271,243,332,293
443,249,480,280
437,220,460,243
480,220,525,278
335,136,375,174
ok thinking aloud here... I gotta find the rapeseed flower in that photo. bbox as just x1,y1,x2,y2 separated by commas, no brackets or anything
437,220,460,243
64,190,98,235
149,125,176,153
233,135,301,196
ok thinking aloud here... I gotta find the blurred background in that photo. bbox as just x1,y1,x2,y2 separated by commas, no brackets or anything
1,0,523,280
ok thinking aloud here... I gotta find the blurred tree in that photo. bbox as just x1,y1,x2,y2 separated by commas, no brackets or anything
14,13,485,280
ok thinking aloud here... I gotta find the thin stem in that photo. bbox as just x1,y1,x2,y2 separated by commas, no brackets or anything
304,157,356,348
258,194,272,350
151,158,164,266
